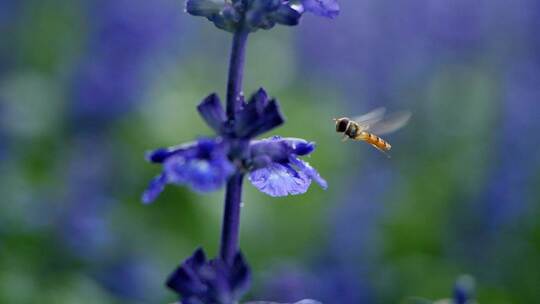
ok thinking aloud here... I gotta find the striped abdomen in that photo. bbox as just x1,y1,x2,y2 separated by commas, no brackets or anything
356,132,392,151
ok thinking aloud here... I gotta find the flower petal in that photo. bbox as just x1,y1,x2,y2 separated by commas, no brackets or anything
141,174,167,204
250,137,315,166
143,138,234,202
250,137,290,164
235,90,285,138
271,5,302,26
290,157,328,189
231,252,251,298
145,140,201,163
281,137,315,155
166,248,208,296
249,88,270,113
197,93,226,133
248,163,311,197
165,154,234,192
301,0,340,18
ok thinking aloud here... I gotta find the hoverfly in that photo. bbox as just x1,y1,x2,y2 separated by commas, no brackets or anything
334,108,411,156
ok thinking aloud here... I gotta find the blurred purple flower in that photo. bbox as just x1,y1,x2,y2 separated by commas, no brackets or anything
57,137,117,259
0,0,20,28
71,0,181,123
453,275,475,304
143,89,326,202
474,59,540,235
167,248,250,304
298,0,493,103
94,256,162,302
53,136,163,301
259,261,367,303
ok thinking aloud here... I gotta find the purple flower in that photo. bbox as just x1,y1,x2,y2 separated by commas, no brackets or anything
198,89,284,139
233,89,285,139
248,137,327,197
71,0,181,124
167,248,250,304
142,138,234,203
143,89,326,202
300,0,340,19
185,0,339,32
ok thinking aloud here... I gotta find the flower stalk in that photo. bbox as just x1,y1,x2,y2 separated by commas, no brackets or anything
220,28,249,265
143,1,339,302
220,172,245,264
226,30,249,118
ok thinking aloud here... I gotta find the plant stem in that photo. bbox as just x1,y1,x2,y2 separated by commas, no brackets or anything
220,173,244,264
226,30,249,119
220,30,249,265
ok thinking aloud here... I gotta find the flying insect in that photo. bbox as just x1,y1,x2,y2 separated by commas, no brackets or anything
334,108,411,155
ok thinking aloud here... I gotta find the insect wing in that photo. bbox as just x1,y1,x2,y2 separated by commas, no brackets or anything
352,107,386,130
366,111,411,135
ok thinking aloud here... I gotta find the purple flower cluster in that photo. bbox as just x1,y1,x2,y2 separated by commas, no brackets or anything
166,248,322,304
71,0,180,124
185,0,339,32
167,248,251,304
142,89,327,203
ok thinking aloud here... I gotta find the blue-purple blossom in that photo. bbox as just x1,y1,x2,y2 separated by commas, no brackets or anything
143,138,234,203
233,89,285,139
185,0,339,32
143,89,326,202
248,137,327,197
197,89,284,140
167,248,250,304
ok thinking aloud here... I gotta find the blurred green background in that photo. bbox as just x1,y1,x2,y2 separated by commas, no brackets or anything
1,0,539,303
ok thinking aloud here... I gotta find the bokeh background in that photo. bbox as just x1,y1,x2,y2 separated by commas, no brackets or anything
1,0,539,303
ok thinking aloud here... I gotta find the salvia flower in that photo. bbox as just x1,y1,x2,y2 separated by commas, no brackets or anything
143,89,326,203
142,138,234,203
148,1,337,302
248,136,327,197
185,0,339,32
167,248,250,304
